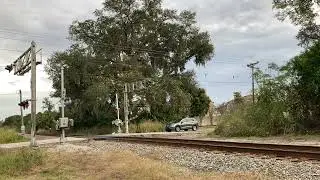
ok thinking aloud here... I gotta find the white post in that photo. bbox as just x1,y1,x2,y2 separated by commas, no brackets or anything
124,83,129,134
19,90,25,134
116,93,121,133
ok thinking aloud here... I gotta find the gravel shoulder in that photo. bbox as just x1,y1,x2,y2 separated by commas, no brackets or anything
49,141,320,180
134,126,320,147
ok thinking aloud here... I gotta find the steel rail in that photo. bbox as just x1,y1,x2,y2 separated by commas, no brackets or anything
94,136,320,160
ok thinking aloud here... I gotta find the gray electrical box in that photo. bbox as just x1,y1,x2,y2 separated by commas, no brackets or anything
55,120,59,130
69,119,74,127
59,118,69,128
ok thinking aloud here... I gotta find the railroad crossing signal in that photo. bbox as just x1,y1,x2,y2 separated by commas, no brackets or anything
112,119,123,126
18,100,29,110
5,64,13,72
5,41,40,147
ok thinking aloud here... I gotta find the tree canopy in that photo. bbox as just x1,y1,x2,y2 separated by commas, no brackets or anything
45,0,214,127
273,0,320,46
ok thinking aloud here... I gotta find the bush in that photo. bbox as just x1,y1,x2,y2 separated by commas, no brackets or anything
0,149,43,177
214,101,296,137
213,63,301,137
214,106,252,137
0,128,27,144
129,121,164,133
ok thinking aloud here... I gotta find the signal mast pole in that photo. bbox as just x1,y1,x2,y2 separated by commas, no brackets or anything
4,41,39,147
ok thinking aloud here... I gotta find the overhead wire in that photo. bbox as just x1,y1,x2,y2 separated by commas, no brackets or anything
39,69,252,85
0,28,247,58
0,48,26,53
0,31,252,63
0,38,283,66
0,28,54,38
0,93,18,96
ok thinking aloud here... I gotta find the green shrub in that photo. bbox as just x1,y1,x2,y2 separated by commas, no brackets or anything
214,106,256,137
0,149,43,177
213,102,296,137
0,128,27,144
129,121,164,133
213,63,301,137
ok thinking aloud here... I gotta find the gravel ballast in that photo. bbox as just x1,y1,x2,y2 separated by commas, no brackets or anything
51,141,320,180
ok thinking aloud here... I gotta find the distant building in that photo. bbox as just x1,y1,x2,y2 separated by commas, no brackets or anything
199,101,218,126
216,94,253,115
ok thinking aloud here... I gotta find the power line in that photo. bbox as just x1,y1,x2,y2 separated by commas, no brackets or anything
199,81,250,84
57,53,262,65
0,36,31,42
41,70,252,85
0,28,52,38
0,34,287,65
0,48,25,53
201,84,251,87
0,28,290,61
0,32,169,55
0,93,17,96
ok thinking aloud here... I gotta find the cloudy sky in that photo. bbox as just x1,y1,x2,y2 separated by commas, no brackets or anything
0,0,301,121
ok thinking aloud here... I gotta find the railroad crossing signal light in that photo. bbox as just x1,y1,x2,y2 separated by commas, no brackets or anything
5,64,13,73
18,100,29,110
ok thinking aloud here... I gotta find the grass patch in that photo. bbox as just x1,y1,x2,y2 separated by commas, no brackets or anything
0,148,43,178
129,121,164,133
0,128,28,144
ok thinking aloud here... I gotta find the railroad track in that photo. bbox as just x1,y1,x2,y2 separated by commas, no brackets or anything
94,136,320,160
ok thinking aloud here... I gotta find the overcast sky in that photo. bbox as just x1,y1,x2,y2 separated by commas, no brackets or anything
0,0,301,121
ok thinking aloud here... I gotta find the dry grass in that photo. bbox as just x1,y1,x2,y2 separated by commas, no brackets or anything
129,121,164,133
0,128,28,144
8,149,265,180
0,148,43,180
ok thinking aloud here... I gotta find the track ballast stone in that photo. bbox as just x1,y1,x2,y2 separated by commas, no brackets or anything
56,141,320,180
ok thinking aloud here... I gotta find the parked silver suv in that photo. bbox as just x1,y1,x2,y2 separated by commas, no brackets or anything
165,117,199,132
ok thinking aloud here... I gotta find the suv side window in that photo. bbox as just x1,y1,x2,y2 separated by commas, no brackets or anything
181,118,190,123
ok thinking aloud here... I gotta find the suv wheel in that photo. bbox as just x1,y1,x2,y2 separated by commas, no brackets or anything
175,126,181,132
192,125,197,131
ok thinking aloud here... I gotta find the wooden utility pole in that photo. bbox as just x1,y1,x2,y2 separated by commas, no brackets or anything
247,61,259,103
30,41,37,147
19,90,25,134
60,65,66,143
